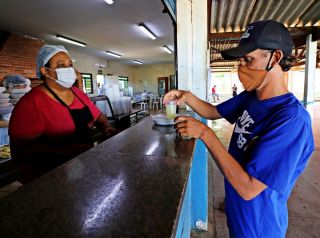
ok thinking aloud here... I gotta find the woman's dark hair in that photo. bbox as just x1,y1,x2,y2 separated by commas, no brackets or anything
279,54,296,72
40,62,51,80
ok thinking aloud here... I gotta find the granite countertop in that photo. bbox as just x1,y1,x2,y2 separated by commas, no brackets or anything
0,117,195,238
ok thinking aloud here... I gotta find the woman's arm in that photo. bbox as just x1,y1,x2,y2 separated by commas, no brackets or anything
94,113,117,135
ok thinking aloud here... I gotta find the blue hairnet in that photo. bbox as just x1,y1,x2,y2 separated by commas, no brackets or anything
36,45,68,78
3,75,31,87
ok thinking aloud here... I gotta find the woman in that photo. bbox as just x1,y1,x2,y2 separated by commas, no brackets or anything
9,45,117,183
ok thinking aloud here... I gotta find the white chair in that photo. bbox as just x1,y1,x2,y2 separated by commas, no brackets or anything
152,99,159,110
138,102,147,111
159,96,164,109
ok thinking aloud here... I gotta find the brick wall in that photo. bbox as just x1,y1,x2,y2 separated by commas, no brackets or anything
0,33,44,84
0,33,84,91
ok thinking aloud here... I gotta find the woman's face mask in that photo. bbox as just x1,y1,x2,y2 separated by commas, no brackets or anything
45,67,77,88
238,51,274,91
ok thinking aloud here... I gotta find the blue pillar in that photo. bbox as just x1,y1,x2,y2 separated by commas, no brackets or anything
175,117,208,237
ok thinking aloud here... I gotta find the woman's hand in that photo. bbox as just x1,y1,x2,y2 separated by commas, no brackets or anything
105,126,118,136
163,90,190,106
174,116,209,139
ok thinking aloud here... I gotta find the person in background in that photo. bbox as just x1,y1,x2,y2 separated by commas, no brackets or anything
9,45,117,183
97,82,105,96
164,20,314,238
211,85,219,102
141,90,148,100
2,74,31,91
232,84,238,97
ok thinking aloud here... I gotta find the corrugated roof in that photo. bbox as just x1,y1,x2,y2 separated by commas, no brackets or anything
209,0,320,68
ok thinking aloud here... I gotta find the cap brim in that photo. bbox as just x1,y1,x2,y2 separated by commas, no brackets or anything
221,44,257,60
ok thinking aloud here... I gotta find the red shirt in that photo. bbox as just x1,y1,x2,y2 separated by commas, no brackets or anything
9,86,101,138
212,87,216,93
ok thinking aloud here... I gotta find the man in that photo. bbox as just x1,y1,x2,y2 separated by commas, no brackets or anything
164,20,314,238
211,85,219,102
232,84,237,97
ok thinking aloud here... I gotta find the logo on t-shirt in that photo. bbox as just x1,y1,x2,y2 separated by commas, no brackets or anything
234,110,254,149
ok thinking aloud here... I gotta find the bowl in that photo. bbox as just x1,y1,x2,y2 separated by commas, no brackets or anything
151,114,175,126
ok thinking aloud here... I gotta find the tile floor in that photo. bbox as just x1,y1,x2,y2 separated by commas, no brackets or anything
210,102,320,238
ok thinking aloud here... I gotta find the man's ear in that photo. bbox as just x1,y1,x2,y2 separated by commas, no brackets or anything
273,50,283,64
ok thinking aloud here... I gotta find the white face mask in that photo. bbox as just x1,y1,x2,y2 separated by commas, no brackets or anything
46,67,77,88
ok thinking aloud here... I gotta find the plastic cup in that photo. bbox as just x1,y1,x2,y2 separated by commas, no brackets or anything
166,100,177,119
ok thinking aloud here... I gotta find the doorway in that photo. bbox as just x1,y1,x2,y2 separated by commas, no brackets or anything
158,77,168,96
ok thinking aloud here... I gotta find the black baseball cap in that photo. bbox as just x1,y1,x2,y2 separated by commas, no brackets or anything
221,20,294,60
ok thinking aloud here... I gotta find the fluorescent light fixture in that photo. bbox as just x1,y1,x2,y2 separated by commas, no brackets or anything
163,45,172,54
138,23,156,40
94,63,106,67
106,51,121,58
104,0,114,4
56,35,86,47
133,60,143,65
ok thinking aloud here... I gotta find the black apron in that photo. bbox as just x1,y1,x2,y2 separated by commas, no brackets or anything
44,83,94,145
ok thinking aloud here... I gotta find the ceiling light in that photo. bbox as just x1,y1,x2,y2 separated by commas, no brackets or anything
133,60,143,65
104,0,114,4
138,23,156,40
163,45,172,54
56,35,86,47
94,63,106,67
106,51,121,58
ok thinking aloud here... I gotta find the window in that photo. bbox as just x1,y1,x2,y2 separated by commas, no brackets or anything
118,76,129,90
81,73,93,94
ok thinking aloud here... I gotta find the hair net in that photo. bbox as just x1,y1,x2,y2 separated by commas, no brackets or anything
2,75,31,87
36,45,69,78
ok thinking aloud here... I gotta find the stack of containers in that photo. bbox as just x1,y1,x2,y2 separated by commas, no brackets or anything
97,76,132,117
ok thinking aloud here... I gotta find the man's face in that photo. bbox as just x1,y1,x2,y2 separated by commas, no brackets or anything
239,49,274,70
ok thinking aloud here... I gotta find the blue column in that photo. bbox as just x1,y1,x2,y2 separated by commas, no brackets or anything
175,117,208,237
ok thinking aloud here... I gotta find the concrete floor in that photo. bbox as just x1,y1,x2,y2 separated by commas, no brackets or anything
209,102,320,238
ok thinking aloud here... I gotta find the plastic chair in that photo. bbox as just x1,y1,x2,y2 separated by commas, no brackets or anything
152,99,159,110
138,102,147,111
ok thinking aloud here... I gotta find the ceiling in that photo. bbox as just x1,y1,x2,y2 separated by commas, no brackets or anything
209,0,320,69
0,0,174,65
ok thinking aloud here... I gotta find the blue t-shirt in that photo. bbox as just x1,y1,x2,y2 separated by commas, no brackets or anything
217,91,314,238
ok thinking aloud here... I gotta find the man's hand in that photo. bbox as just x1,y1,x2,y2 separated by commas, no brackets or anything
174,116,209,139
163,90,190,105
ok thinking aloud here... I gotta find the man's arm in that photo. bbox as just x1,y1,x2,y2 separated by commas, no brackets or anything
175,117,267,201
164,90,222,120
200,126,267,200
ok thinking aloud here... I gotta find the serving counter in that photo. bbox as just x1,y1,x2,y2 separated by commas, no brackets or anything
0,117,209,237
